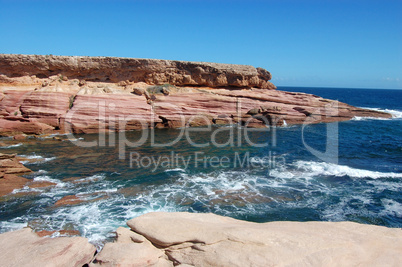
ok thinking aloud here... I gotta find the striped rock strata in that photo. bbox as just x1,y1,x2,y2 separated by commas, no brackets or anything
0,54,391,135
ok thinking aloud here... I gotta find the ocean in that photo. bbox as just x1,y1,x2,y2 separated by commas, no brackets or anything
0,87,401,248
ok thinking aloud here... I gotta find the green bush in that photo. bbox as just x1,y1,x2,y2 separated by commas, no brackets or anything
69,95,76,109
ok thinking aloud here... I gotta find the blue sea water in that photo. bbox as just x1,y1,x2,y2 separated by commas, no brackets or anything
0,87,401,247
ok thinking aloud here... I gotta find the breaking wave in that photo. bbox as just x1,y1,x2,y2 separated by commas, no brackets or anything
353,107,402,120
18,154,56,165
0,143,23,149
270,160,402,179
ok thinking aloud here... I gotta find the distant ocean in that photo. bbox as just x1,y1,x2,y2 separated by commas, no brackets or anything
1,87,401,248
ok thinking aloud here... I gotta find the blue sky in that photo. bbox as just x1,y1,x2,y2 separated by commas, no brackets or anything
0,0,401,89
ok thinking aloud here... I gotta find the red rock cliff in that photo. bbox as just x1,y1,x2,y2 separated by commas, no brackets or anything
0,54,391,135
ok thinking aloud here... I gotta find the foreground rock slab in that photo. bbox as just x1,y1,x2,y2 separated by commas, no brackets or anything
0,228,96,267
91,227,172,267
115,212,402,267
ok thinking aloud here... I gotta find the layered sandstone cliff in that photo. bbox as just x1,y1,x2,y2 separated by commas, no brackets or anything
0,54,275,89
0,54,391,135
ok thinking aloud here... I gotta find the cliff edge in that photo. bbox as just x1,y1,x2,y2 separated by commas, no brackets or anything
0,54,391,135
0,54,276,89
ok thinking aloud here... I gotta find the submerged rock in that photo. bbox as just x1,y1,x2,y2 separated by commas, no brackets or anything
54,195,84,206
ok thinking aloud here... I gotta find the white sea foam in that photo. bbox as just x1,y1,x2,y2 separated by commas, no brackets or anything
33,176,67,187
19,154,56,164
2,162,401,249
380,199,402,218
270,160,402,179
0,221,27,233
0,143,23,149
165,168,186,173
355,107,402,120
69,137,85,142
11,186,42,194
73,174,106,183
35,170,48,175
352,116,390,121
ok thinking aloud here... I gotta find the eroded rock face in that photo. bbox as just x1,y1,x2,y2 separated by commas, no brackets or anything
0,54,275,89
119,212,402,267
0,54,392,135
0,227,96,267
0,86,391,135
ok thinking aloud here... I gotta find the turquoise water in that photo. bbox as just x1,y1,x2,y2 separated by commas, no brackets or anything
0,87,401,247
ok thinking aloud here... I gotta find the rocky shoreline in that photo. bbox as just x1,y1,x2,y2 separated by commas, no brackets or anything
0,212,401,266
0,54,391,136
0,54,399,266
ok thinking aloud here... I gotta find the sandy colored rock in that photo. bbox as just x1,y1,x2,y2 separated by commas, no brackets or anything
0,174,29,196
0,228,96,267
13,134,27,140
90,242,171,267
115,227,147,243
0,154,32,174
35,229,81,237
54,195,84,206
0,153,32,196
0,54,274,89
126,212,402,267
90,227,172,267
54,193,109,207
27,180,57,188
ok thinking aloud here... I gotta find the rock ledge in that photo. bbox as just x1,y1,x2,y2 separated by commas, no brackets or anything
0,54,276,89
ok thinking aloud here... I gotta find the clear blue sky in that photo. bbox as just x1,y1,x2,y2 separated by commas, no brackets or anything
0,0,401,89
